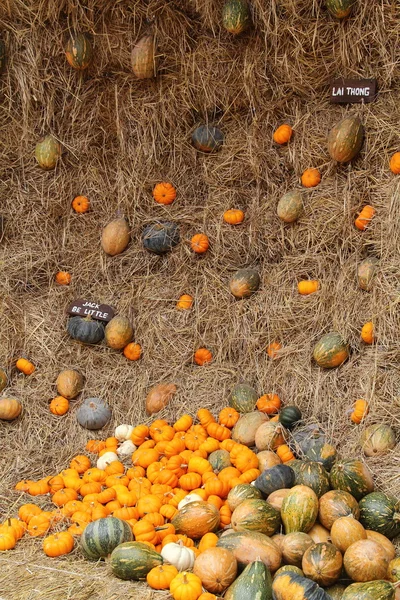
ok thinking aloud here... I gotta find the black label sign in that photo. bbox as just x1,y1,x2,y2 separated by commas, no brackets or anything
66,299,115,322
330,78,377,104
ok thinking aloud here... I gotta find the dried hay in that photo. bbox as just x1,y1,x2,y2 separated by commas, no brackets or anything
0,0,399,597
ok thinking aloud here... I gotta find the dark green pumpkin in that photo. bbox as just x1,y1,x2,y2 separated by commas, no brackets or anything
222,0,251,35
216,530,282,572
65,32,93,70
192,125,224,153
142,221,180,255
358,257,379,291
341,580,395,600
80,517,132,560
208,449,232,472
305,443,337,472
359,492,400,539
110,541,163,580
294,462,330,498
231,498,281,537
227,483,263,511
292,425,326,454
279,406,302,430
327,116,364,163
329,459,374,501
67,315,105,344
229,268,260,299
326,0,354,19
229,382,258,413
285,459,303,478
277,191,303,223
0,368,7,392
76,397,112,430
35,135,61,170
313,332,349,369
224,560,272,600
254,464,295,497
0,39,6,74
272,571,331,599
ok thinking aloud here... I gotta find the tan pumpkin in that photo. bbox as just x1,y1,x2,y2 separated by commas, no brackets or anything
193,547,237,593
101,218,130,256
257,450,282,471
0,398,22,420
104,316,134,350
343,539,389,582
146,383,177,415
56,370,84,399
330,516,367,553
358,257,379,291
232,412,268,447
318,490,359,530
366,530,396,561
172,501,220,539
255,421,286,451
281,533,313,567
302,542,343,587
267,489,291,512
359,424,396,456
131,32,157,79
307,523,331,544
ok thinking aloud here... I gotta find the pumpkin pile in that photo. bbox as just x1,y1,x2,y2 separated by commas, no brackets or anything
4,397,399,600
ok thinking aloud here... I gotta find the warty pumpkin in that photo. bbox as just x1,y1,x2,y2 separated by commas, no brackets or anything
101,218,130,256
65,32,92,70
35,135,61,170
131,32,157,79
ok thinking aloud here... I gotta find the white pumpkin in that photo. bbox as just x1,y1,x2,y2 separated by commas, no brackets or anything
177,493,203,510
114,424,134,441
96,451,118,470
161,541,195,571
116,439,136,459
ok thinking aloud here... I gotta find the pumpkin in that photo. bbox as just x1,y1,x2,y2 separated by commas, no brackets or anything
192,125,224,153
147,564,178,590
359,424,396,456
65,32,92,70
275,566,304,578
227,483,262,511
279,406,302,430
193,547,237,593
191,234,209,254
146,383,177,415
232,411,268,446
326,0,354,18
257,450,282,471
72,195,90,213
273,124,293,145
35,135,61,170
0,39,6,74
43,531,74,557
350,399,369,424
341,581,395,600
229,382,258,413
305,443,337,472
56,370,84,399
277,191,303,223
330,516,367,553
223,209,245,225
313,332,349,368
194,348,212,366
294,462,330,498
222,0,251,35
388,558,400,583
110,541,163,580
358,257,379,291
359,492,400,539
360,322,374,344
55,271,71,285
343,539,388,582
282,532,313,567
254,464,295,496
101,218,130,256
176,294,193,310
224,560,272,600
329,459,374,500
301,168,321,188
142,221,180,254
281,485,319,533
302,543,343,587
67,315,105,344
231,498,281,537
161,541,195,570
267,489,291,511
153,182,176,205
0,368,7,392
0,397,22,420
257,394,281,414
172,502,220,539
366,531,396,561
80,517,132,560
170,572,203,600
292,425,326,454
272,571,331,600
255,421,286,451
216,530,282,572
76,397,112,430
298,280,320,295
49,396,69,416
208,449,231,472
355,205,375,231
104,316,133,350
308,524,331,544
229,268,260,299
325,585,346,599
123,342,142,361
389,152,400,174
131,32,157,79
328,116,364,163
318,490,360,530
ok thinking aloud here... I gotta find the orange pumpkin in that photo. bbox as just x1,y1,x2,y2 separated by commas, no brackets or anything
301,168,321,188
218,407,240,428
298,280,320,295
152,182,176,205
123,342,142,361
355,205,375,231
197,409,215,428
16,358,35,376
176,294,194,310
55,271,71,285
72,195,90,213
266,341,282,359
256,394,281,414
194,348,212,366
223,209,245,225
350,399,369,424
273,124,293,145
191,234,209,254
361,322,374,344
49,396,69,416
389,152,400,174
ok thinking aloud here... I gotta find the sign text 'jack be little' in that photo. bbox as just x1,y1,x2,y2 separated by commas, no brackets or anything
66,299,115,322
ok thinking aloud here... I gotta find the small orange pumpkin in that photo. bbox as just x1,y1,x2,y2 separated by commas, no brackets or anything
123,342,142,361
389,152,400,174
194,348,212,366
153,182,177,205
298,280,320,295
72,195,90,213
218,407,240,428
276,444,295,462
55,271,71,285
256,393,281,414
266,341,282,359
350,399,369,424
176,294,194,310
301,168,321,188
223,209,245,225
273,124,293,145
361,322,374,344
191,234,209,254
16,358,35,375
355,205,376,231
49,396,69,416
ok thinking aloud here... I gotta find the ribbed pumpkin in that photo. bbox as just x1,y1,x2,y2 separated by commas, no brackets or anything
341,581,395,600
208,449,231,472
76,397,112,430
227,483,262,511
231,498,281,537
272,571,331,600
56,369,84,399
359,424,396,456
232,411,268,446
359,492,400,539
0,397,22,421
229,268,260,299
327,116,364,163
222,0,251,35
67,315,105,345
172,502,220,539
80,517,132,560
326,0,354,18
101,218,130,256
254,464,295,496
65,32,93,70
292,425,326,454
110,541,162,580
224,560,272,600
281,532,313,567
104,316,133,350
302,543,343,587
329,459,374,500
131,32,157,79
305,443,337,472
277,191,303,223
193,547,237,593
318,490,359,530
343,539,389,582
358,257,379,291
229,382,258,413
279,406,302,430
216,530,282,572
281,485,319,534
294,462,330,498
330,516,367,553
192,125,224,153
255,421,286,451
313,332,349,368
142,221,180,254
35,135,61,170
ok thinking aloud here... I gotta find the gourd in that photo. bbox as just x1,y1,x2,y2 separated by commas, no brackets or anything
153,182,176,205
222,0,251,35
35,135,61,170
223,209,245,225
224,560,272,600
172,501,220,539
254,464,295,496
281,485,319,533
272,571,331,600
279,406,302,430
313,332,349,368
101,218,130,256
318,490,359,530
229,269,260,299
329,459,374,500
358,257,379,291
388,558,400,583
255,421,286,451
327,116,364,162
67,315,105,344
330,516,366,553
277,191,303,223
294,462,330,498
281,533,313,567
72,195,90,213
192,125,224,153
231,499,281,537
229,382,258,413
142,221,180,254
341,581,395,600
326,0,354,19
105,316,133,350
110,541,163,580
0,398,22,421
76,397,112,430
359,492,400,539
193,547,237,593
65,32,93,70
343,539,389,582
80,517,132,560
325,584,347,599
216,530,282,572
359,424,396,456
302,542,343,587
305,443,337,472
161,541,195,570
390,152,400,174
146,565,178,590
131,32,157,79
227,483,262,511
273,124,293,145
232,411,268,446
0,368,7,392
56,369,84,399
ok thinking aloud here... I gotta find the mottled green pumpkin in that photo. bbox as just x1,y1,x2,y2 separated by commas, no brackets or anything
0,39,6,74
292,425,326,454
192,125,224,153
342,580,395,600
231,498,281,537
294,462,330,498
302,542,343,587
279,405,302,430
216,530,282,572
329,459,374,501
387,557,400,583
110,541,162,580
325,584,347,599
232,411,268,446
0,368,7,392
305,443,337,472
224,560,272,600
272,571,331,600
318,490,359,530
222,0,251,35
208,449,232,472
35,135,61,170
359,424,396,457
359,492,400,539
229,382,258,413
358,257,379,291
65,32,93,70
326,0,354,19
275,565,304,578
67,315,105,345
80,517,132,560
229,268,260,299
254,464,295,497
327,116,364,163
281,485,319,534
227,483,263,511
277,191,303,223
142,221,180,255
313,332,349,369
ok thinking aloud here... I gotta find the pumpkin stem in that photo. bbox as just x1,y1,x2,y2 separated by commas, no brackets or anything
182,572,188,584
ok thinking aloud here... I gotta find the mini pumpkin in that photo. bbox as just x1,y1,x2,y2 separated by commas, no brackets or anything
65,32,93,70
361,321,374,344
170,571,203,600
301,168,321,188
191,234,209,254
55,271,71,285
123,342,142,361
192,125,224,153
355,205,375,231
176,294,193,310
50,396,70,416
105,316,134,350
223,209,245,225
72,195,90,213
147,564,178,590
389,151,400,174
256,393,281,414
350,399,368,424
266,341,282,359
194,348,212,366
273,124,293,145
16,358,35,375
297,280,320,295
153,183,176,205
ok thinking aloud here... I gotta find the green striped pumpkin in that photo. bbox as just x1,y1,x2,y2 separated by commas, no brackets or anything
35,135,61,170
281,485,319,534
208,449,232,472
359,492,400,539
329,459,374,500
313,332,349,369
341,580,395,600
65,32,93,70
294,462,330,498
326,0,354,19
229,382,258,413
231,498,281,537
227,483,263,511
275,565,304,578
305,443,337,472
359,424,396,457
327,116,364,163
222,0,251,35
110,541,163,580
80,517,132,560
224,560,272,600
